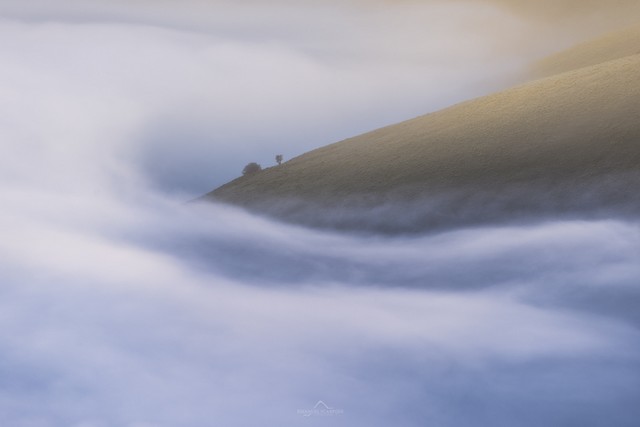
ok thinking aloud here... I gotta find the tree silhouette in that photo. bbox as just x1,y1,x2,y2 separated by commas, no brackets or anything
276,154,283,165
242,162,262,175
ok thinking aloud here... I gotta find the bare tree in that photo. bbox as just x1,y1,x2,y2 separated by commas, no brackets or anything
275,154,283,165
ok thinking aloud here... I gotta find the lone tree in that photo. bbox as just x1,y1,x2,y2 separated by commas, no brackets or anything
275,154,283,165
242,162,262,176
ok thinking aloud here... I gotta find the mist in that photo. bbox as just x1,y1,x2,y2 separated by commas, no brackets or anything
2,1,640,426
2,0,630,196
220,169,640,234
2,189,640,426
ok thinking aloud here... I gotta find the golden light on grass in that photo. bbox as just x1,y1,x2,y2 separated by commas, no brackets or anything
534,23,640,77
206,27,640,231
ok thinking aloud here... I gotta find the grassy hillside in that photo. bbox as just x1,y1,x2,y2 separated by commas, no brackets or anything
534,23,640,77
204,54,640,232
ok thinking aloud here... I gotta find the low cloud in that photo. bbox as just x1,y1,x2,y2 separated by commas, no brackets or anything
1,2,639,426
0,0,561,196
1,187,640,426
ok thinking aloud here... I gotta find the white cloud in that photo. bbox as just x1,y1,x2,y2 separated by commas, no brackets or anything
1,188,640,425
0,1,542,196
1,2,639,426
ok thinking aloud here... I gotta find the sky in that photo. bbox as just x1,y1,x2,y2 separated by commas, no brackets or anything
3,0,637,196
1,1,640,427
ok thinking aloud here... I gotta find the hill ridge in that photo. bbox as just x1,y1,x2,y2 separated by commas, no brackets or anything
204,53,640,232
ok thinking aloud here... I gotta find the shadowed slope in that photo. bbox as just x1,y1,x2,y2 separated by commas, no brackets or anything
205,54,640,232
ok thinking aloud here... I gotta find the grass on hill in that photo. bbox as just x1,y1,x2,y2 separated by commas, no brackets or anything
533,23,640,77
204,41,640,232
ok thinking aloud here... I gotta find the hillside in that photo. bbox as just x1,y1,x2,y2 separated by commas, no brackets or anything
204,54,640,232
534,23,640,77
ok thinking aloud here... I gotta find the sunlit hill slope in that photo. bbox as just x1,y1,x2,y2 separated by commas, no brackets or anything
204,40,640,232
534,23,640,77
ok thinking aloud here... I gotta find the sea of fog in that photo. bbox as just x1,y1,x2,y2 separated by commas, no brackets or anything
1,3,639,425
1,189,639,427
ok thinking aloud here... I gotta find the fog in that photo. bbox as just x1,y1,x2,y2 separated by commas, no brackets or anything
2,190,640,426
231,166,640,236
2,0,632,195
1,2,640,426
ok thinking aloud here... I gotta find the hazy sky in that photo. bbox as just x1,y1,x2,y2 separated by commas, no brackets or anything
3,0,636,196
1,3,639,426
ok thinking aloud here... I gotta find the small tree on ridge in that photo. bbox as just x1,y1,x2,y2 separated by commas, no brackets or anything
242,162,262,175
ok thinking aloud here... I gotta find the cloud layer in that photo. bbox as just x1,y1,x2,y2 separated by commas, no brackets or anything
1,190,640,426
0,0,582,196
1,2,639,426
